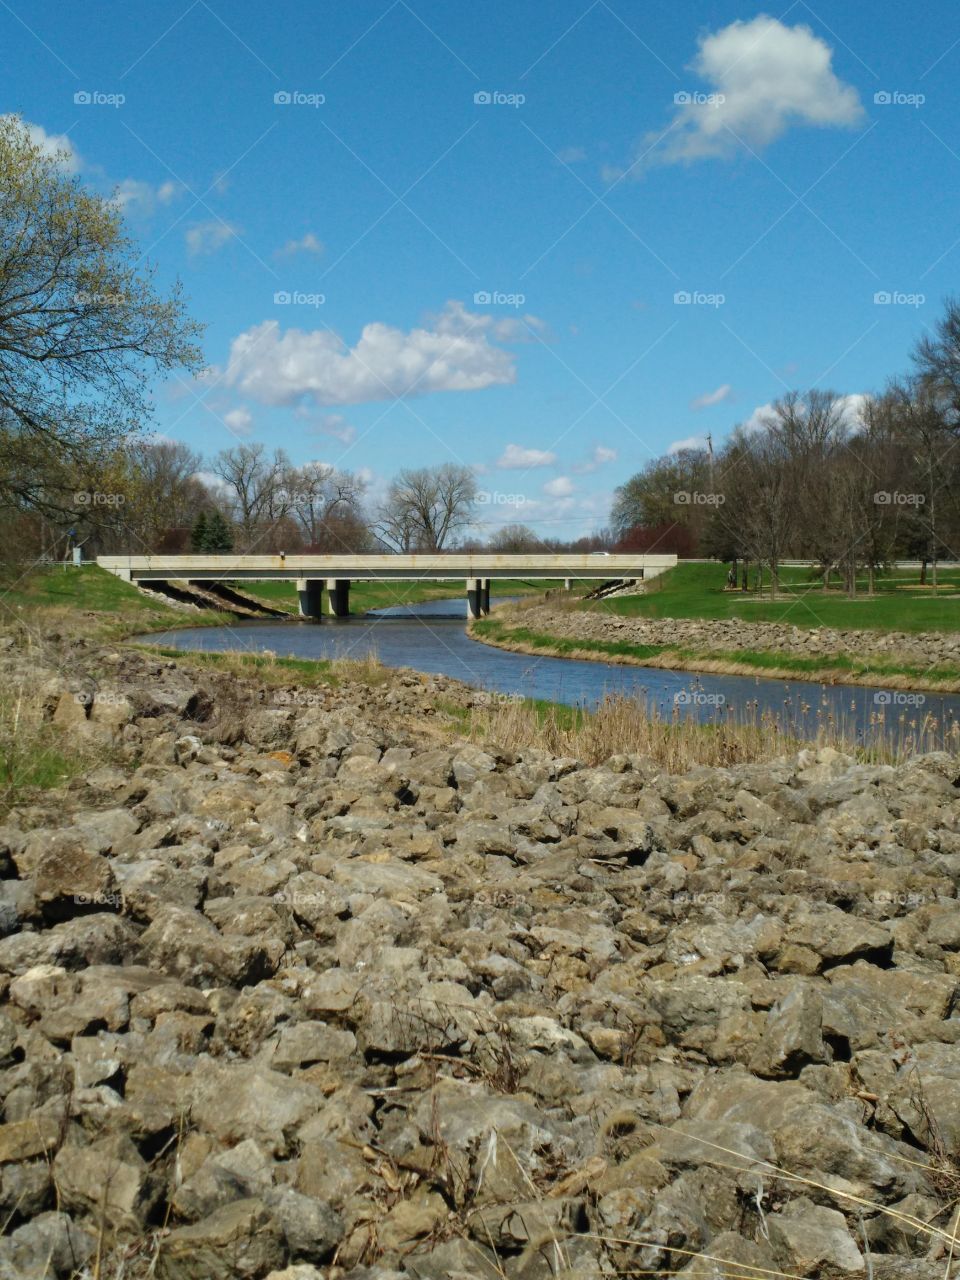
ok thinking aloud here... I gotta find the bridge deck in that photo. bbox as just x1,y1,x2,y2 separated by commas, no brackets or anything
97,553,677,582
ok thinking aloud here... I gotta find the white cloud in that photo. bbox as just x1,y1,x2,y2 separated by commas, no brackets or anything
112,177,182,213
497,443,557,469
737,404,774,435
218,300,517,408
667,434,710,454
186,220,240,256
543,476,574,497
222,407,253,437
557,145,586,164
646,16,863,168
8,117,80,171
838,392,868,429
691,383,734,411
6,118,187,216
573,444,618,474
489,314,549,343
193,469,230,494
277,232,324,257
739,392,867,436
305,413,356,445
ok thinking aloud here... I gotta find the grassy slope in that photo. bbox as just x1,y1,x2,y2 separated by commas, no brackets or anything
471,563,960,690
595,562,960,632
0,564,227,641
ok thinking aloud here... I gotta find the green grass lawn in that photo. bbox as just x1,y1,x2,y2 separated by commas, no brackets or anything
591,562,960,633
0,563,226,639
0,563,161,615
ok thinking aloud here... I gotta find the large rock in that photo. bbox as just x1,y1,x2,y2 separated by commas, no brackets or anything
190,1065,325,1157
156,1199,285,1280
140,906,281,987
34,842,118,920
768,1198,864,1275
53,1134,156,1235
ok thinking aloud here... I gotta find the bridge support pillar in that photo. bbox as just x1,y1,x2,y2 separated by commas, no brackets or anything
325,579,350,617
466,578,484,620
564,577,571,591
480,579,490,615
296,578,323,620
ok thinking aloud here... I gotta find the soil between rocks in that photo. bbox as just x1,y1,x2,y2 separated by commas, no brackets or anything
1,635,959,1280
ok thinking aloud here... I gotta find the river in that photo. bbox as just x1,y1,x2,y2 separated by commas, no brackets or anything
134,596,960,750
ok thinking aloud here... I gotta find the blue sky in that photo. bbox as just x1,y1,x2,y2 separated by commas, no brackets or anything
6,0,959,538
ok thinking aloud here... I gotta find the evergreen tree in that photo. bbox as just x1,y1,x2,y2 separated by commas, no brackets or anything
190,511,208,552
204,510,233,552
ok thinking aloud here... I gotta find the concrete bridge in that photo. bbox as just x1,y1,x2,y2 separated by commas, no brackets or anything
97,553,677,619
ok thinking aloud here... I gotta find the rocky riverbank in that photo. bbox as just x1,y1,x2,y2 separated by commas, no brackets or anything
1,635,960,1279
474,604,960,690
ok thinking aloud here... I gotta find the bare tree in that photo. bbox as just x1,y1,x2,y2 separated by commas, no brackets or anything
121,439,210,551
488,523,543,553
287,462,367,546
912,295,960,434
722,420,798,596
376,464,476,552
213,444,292,547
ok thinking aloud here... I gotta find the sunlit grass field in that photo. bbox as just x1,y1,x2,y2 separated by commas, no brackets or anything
590,562,960,633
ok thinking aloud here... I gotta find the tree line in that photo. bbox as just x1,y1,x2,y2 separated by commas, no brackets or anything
611,301,960,595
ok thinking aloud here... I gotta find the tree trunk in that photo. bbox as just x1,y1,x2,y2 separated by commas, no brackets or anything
920,559,928,585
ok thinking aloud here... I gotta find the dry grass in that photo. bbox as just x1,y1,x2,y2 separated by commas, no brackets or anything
0,679,105,816
465,690,955,770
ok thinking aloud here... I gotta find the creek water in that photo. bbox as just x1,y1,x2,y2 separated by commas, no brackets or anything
134,596,960,750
